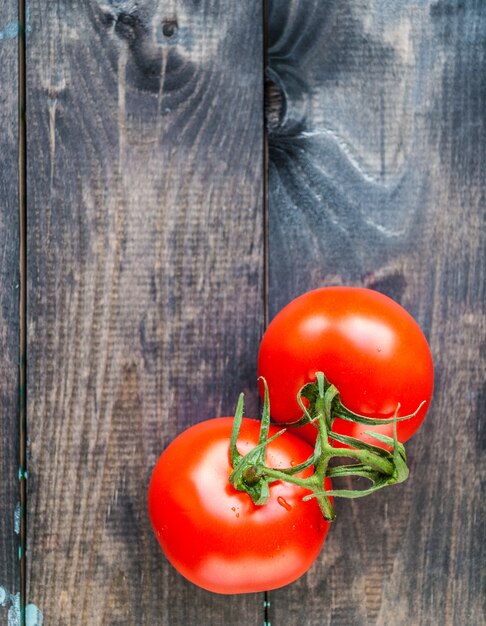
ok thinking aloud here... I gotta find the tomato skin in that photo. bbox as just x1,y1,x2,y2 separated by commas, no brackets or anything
258,287,434,446
148,418,330,594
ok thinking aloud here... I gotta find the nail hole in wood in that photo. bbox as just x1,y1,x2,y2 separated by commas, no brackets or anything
162,19,178,38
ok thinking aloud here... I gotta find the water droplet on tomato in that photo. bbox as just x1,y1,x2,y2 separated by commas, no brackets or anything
277,496,292,511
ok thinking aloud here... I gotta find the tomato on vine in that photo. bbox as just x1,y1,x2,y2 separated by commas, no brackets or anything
149,286,433,594
257,287,434,447
148,416,330,594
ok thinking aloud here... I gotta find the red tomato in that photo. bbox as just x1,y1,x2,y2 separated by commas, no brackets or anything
148,417,330,594
258,287,434,447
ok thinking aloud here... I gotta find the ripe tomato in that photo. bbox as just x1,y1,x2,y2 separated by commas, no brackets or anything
258,287,434,446
148,417,330,594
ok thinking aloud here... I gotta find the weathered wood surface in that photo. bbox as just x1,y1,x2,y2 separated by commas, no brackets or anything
26,1,263,624
1,1,483,624
0,1,20,623
267,1,485,625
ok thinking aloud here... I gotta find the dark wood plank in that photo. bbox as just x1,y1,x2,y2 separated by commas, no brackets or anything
0,1,21,623
26,1,264,624
267,1,486,624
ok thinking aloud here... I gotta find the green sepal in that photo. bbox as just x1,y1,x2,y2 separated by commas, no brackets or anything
363,431,406,456
257,377,272,458
304,472,393,499
281,376,424,431
229,393,245,469
328,430,392,458
304,463,403,500
364,431,409,484
271,452,316,476
326,463,382,479
234,471,270,506
229,384,289,506
229,429,287,505
333,400,425,426
284,382,320,428
300,381,320,405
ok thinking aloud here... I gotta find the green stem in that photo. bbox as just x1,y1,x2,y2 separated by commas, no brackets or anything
256,466,314,490
311,381,337,520
228,372,411,522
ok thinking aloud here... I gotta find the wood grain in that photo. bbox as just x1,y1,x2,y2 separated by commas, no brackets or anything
0,0,20,622
26,1,264,624
267,1,486,624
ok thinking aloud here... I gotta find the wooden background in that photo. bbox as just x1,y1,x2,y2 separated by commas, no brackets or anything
1,0,485,624
0,0,20,621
